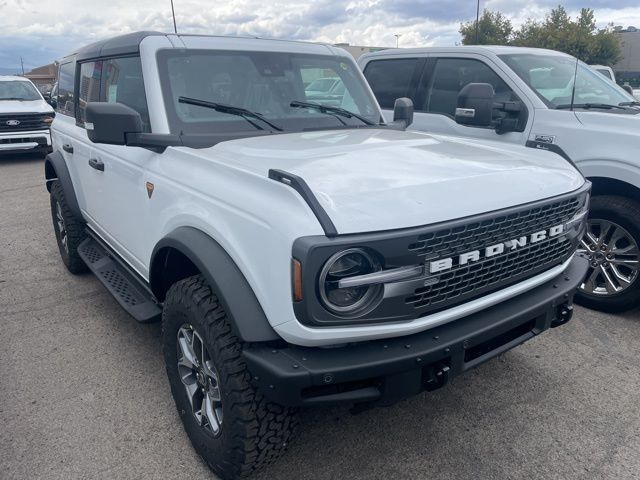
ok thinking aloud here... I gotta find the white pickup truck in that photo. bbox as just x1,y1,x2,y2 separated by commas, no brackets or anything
360,46,640,312
0,75,54,155
46,33,589,479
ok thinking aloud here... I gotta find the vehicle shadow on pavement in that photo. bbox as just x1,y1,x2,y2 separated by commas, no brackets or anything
0,152,47,164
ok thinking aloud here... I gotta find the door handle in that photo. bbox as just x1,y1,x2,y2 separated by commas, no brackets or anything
62,143,74,154
88,158,104,171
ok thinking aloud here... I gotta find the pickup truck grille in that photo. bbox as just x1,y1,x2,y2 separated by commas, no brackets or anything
0,113,50,132
404,195,583,313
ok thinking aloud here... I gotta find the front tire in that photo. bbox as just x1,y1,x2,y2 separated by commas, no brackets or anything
576,195,640,312
162,275,297,479
49,181,88,274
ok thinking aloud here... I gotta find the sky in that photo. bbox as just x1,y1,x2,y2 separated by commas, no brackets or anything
2,0,640,73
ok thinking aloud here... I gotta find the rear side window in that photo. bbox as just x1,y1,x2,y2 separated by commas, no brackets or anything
77,61,102,126
56,62,75,117
363,58,421,109
101,57,150,132
426,58,516,117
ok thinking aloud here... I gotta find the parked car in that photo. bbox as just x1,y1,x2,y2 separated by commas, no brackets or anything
304,76,340,96
0,75,54,155
306,78,346,105
46,32,589,479
360,46,640,313
590,64,616,83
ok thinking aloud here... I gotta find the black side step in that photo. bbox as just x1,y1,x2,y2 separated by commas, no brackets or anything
77,237,161,323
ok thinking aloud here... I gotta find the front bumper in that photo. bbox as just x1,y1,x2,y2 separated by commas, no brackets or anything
243,254,589,407
0,130,51,152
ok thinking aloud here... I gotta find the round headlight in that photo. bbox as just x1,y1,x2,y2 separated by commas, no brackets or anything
319,248,382,316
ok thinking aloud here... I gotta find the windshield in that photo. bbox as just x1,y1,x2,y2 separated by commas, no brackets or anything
499,54,634,108
0,80,41,101
158,50,381,135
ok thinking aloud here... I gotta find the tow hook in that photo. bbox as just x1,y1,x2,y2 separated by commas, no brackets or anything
424,362,451,391
551,303,573,328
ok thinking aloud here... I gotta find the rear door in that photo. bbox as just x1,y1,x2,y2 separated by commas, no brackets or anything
362,56,426,122
50,59,92,213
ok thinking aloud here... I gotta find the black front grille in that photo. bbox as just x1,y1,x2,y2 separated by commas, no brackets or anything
292,184,590,327
0,113,50,132
404,196,582,312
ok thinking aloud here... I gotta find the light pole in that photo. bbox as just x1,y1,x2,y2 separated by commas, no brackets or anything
475,0,480,44
170,0,177,33
394,34,402,48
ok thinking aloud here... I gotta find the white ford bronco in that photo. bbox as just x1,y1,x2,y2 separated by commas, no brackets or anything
46,32,589,479
0,75,54,155
359,46,640,312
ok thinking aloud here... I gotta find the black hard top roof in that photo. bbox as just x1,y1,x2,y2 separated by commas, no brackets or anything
71,31,164,62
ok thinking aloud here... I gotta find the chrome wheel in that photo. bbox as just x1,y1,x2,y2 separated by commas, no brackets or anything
177,324,223,437
55,201,68,254
578,219,640,296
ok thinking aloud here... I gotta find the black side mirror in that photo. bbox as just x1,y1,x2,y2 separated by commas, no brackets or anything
391,97,414,130
85,102,142,145
455,83,495,127
49,98,57,109
622,84,634,95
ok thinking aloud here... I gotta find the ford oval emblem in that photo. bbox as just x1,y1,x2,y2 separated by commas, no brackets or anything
6,120,20,126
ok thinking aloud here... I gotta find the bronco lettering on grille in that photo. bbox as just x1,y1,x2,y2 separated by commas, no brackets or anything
428,224,565,274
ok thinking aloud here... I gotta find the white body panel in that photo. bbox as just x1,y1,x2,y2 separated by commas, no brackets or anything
53,38,586,346
358,46,640,194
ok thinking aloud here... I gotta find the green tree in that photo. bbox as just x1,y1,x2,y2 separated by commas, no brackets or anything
460,9,513,45
460,5,621,66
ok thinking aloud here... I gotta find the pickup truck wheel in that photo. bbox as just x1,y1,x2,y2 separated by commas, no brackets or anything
49,181,88,274
576,195,640,312
162,275,297,479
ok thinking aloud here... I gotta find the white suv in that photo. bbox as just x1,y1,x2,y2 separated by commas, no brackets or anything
0,75,54,155
47,33,589,479
360,46,640,312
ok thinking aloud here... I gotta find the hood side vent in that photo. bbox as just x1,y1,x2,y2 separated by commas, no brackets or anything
268,169,338,237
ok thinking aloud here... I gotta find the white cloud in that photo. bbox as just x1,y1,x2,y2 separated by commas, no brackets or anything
2,0,640,71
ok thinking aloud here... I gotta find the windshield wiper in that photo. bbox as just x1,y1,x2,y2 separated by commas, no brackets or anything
178,96,283,131
290,100,375,126
619,101,640,107
1,97,27,101
555,103,627,110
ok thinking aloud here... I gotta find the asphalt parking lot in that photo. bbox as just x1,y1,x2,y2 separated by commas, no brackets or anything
1,153,639,480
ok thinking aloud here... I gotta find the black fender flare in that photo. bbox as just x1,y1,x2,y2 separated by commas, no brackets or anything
44,151,83,220
150,227,280,343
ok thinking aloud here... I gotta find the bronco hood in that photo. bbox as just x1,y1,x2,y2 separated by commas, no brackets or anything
208,129,585,235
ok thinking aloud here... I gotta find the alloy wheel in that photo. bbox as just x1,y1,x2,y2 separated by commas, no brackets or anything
176,324,223,437
578,219,639,296
55,201,69,254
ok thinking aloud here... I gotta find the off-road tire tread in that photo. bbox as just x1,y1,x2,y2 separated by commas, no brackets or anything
49,181,88,274
575,195,640,313
162,275,297,480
